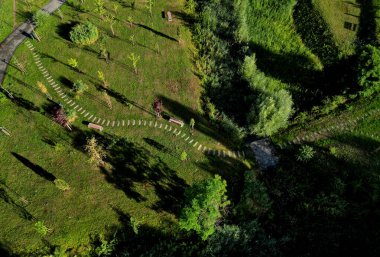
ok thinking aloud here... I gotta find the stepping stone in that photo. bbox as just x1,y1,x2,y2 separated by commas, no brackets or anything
198,144,202,150
185,137,189,141
181,134,186,138
70,102,75,106
117,121,120,127
84,112,89,118
107,120,110,126
154,122,157,127
149,121,152,126
122,120,125,126
74,105,80,110
189,139,193,144
81,109,86,114
138,120,141,125
168,126,172,132
112,121,115,127
92,116,97,122
132,120,135,125
127,120,130,126
176,131,181,136
164,125,168,130
223,151,226,157
193,142,198,147
173,129,177,134
97,118,101,123
102,120,106,125
242,151,245,157
144,120,146,126
77,107,83,112
67,100,72,104
62,95,67,99
88,114,94,120
233,152,237,158
159,123,162,128
228,151,231,157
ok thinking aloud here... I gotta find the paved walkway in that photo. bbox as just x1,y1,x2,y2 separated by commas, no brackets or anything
0,0,66,85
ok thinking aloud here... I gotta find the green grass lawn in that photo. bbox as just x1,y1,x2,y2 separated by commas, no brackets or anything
0,0,246,254
0,0,49,43
314,0,360,56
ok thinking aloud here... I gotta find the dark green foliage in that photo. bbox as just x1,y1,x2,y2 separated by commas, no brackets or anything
69,22,99,45
236,171,272,218
296,145,315,162
358,45,380,97
218,113,246,146
179,175,230,240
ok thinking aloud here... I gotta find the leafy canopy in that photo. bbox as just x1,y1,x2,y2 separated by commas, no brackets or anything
70,22,99,46
179,175,230,240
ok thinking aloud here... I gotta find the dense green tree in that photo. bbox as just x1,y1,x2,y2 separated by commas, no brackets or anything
70,22,99,46
179,175,230,240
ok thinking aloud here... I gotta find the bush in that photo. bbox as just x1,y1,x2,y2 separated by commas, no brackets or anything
54,179,70,191
358,45,380,97
70,22,99,46
296,145,315,162
219,113,246,146
180,151,188,161
32,10,49,28
35,221,49,236
248,90,293,136
72,80,88,94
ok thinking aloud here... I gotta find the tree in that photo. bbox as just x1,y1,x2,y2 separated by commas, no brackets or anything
105,13,116,37
128,53,140,74
179,175,230,240
70,22,99,46
146,0,154,17
52,107,72,131
31,10,49,41
180,151,188,161
247,90,293,137
68,58,78,70
357,44,380,97
37,81,52,100
94,0,106,19
85,137,106,166
72,80,88,96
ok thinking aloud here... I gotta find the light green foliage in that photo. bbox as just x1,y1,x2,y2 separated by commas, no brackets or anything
67,58,78,69
54,179,70,191
128,53,141,74
329,146,338,156
130,217,141,234
72,80,88,94
180,151,188,161
54,142,64,152
35,221,49,236
66,109,78,123
94,234,117,257
33,10,49,28
248,90,293,136
94,0,106,18
358,45,380,97
146,0,154,17
297,145,316,162
185,0,197,16
237,171,272,217
190,118,195,130
69,22,99,46
179,175,230,240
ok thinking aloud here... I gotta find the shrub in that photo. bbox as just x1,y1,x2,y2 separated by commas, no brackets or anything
296,145,315,162
219,113,246,146
54,179,70,191
35,221,49,236
0,92,7,103
72,80,88,94
32,10,49,27
70,22,99,46
248,90,293,137
358,45,380,97
180,151,188,161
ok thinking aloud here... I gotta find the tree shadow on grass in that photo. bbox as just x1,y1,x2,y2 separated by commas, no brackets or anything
2,90,40,112
0,188,34,221
56,21,77,42
196,154,246,204
11,153,56,182
0,243,11,257
143,137,171,154
357,0,378,46
136,23,178,42
101,136,187,213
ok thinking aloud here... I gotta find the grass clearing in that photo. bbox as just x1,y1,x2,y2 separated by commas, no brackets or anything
0,0,245,254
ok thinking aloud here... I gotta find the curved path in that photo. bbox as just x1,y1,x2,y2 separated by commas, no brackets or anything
0,0,66,86
25,40,245,159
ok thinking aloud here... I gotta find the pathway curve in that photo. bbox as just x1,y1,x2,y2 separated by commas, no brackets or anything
24,40,246,160
0,0,67,85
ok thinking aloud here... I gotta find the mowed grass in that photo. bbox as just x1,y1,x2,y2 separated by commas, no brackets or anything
314,0,360,56
0,0,245,254
0,0,49,43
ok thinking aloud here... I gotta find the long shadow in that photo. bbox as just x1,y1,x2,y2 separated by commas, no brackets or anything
11,153,56,182
143,137,171,154
0,242,11,257
137,23,178,42
40,53,71,69
101,136,187,213
7,75,43,96
0,188,34,221
3,91,40,112
157,95,234,148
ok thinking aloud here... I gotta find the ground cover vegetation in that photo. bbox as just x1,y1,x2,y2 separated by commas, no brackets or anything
0,0,380,256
